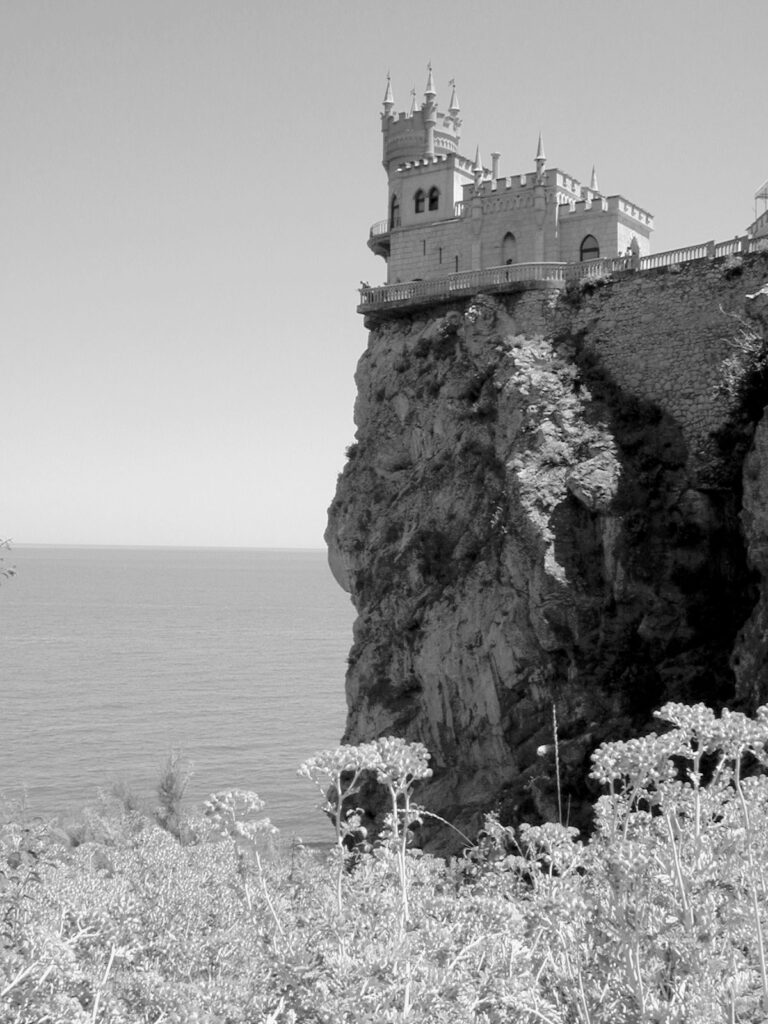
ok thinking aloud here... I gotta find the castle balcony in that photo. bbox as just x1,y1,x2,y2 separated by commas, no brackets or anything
358,262,567,314
367,219,393,258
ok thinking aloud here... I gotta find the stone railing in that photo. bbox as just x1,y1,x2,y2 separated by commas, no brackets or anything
640,241,714,270
358,235,768,313
369,219,391,238
564,256,634,280
358,263,567,311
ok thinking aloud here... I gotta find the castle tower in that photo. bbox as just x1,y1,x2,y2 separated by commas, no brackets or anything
380,65,464,173
372,66,476,277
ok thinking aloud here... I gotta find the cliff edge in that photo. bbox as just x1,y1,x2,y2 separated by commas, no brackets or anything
326,254,768,850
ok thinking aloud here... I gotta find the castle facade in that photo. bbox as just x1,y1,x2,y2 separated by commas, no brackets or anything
369,67,654,284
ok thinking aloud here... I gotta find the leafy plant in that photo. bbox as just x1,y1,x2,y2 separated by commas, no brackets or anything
8,707,768,1021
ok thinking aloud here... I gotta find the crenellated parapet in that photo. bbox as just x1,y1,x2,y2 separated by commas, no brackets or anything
381,67,462,174
560,195,654,230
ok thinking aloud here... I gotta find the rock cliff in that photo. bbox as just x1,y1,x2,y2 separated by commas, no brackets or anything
326,254,768,851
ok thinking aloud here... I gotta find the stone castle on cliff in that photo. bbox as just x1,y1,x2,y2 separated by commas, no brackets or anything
368,66,654,285
361,66,768,313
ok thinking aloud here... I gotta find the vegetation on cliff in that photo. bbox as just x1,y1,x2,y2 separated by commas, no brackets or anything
5,703,768,1022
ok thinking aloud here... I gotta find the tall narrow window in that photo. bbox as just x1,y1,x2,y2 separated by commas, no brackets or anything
414,189,425,214
390,194,400,229
502,232,517,265
454,255,459,272
439,247,442,264
428,186,440,211
580,234,600,261
422,239,426,255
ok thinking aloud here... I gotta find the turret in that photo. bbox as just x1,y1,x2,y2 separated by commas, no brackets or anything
448,79,460,121
423,63,437,158
380,67,464,174
382,73,394,118
534,134,547,261
473,146,484,189
535,133,547,183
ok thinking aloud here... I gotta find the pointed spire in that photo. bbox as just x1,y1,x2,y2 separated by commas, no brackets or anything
474,145,483,172
535,132,546,163
424,61,436,99
448,77,460,116
590,165,599,192
382,71,394,115
409,86,417,116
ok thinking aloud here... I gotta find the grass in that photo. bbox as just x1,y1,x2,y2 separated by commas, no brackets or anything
4,703,768,1022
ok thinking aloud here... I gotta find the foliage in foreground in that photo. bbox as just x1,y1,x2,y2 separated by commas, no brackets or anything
5,704,768,1022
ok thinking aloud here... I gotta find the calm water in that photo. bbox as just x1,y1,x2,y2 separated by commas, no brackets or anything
0,546,355,843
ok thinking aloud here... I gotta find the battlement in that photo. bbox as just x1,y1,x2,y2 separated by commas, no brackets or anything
467,167,583,198
557,195,654,228
394,153,475,175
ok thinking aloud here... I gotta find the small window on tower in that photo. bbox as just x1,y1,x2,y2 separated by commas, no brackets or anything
502,232,517,265
428,186,440,211
414,189,425,214
580,234,600,261
390,194,400,229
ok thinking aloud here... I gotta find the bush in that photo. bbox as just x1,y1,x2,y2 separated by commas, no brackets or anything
6,711,768,1021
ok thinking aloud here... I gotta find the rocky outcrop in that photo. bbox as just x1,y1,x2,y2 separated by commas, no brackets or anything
326,255,768,852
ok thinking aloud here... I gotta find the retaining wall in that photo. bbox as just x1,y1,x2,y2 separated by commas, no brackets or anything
553,253,768,482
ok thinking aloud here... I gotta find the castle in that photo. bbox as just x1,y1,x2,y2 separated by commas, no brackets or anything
368,66,654,286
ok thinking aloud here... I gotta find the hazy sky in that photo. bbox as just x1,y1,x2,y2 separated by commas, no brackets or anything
2,0,766,548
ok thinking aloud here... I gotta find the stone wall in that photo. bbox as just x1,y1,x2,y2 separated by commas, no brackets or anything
555,252,768,481
389,218,467,282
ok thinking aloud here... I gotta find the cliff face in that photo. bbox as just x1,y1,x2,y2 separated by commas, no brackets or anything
326,256,768,850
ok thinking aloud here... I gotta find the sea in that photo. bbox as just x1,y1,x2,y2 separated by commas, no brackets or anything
0,546,356,844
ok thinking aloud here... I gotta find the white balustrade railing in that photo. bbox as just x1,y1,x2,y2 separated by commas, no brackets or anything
714,238,745,258
369,219,390,238
640,242,713,270
358,233,768,311
565,256,633,280
358,263,567,308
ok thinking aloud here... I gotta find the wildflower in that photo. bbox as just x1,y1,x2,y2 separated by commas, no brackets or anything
372,736,433,790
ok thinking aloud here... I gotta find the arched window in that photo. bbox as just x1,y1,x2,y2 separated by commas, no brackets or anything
389,194,400,229
428,186,440,211
501,232,517,265
580,234,600,261
414,189,425,214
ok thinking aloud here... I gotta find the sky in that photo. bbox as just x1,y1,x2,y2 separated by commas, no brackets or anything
2,0,767,549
